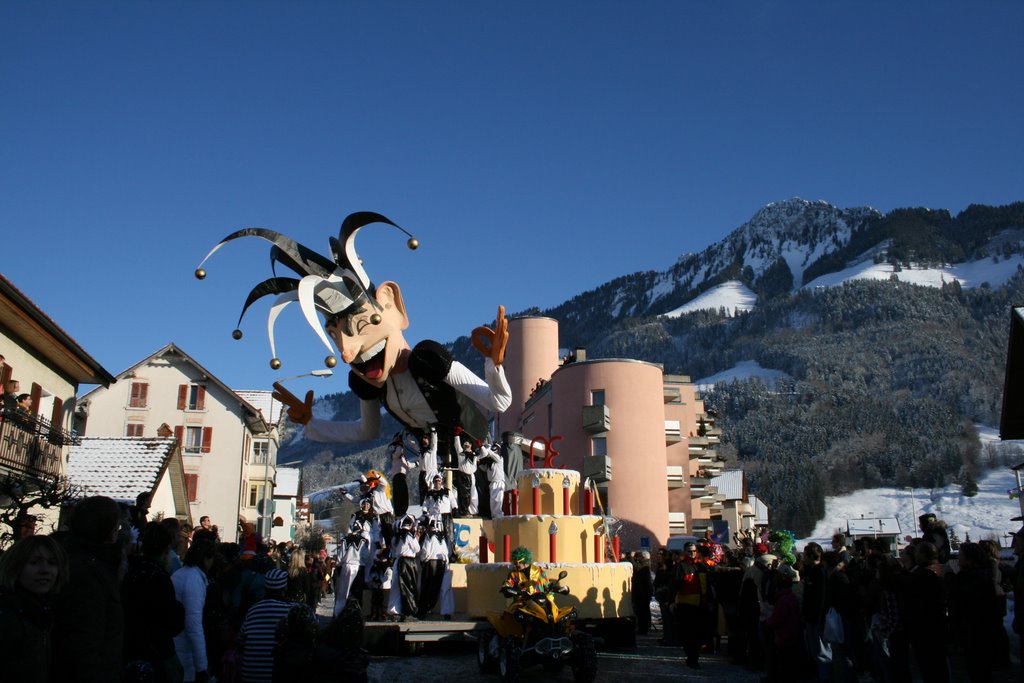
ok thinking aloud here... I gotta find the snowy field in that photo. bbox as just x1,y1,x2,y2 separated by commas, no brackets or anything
802,425,1024,549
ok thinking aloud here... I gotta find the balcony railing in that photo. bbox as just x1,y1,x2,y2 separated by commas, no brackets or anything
0,410,76,479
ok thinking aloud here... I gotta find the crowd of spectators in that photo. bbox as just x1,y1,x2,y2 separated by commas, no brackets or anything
0,493,368,683
634,513,1021,682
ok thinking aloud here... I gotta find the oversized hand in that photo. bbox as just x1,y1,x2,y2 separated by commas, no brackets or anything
271,382,314,425
471,305,509,367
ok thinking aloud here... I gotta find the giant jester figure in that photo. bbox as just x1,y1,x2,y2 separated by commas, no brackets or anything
195,212,512,465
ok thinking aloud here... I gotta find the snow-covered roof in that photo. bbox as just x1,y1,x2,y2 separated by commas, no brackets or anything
67,437,177,503
710,470,745,501
274,467,301,498
846,517,902,538
235,389,284,426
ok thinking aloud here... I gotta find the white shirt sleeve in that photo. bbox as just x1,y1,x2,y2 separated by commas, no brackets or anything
303,398,382,442
445,358,512,413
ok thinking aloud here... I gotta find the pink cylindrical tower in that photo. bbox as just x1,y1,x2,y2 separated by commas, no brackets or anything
496,316,561,436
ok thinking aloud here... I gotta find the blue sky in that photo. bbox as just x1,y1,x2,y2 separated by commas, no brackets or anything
2,2,1021,399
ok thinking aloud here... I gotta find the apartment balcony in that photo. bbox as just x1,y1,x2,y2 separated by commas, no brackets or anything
664,420,682,444
581,404,610,433
0,410,75,480
668,511,687,534
666,465,686,488
247,461,276,482
582,454,612,483
736,501,755,517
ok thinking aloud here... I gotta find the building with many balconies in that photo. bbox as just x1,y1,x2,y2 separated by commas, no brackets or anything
0,273,115,537
493,315,765,552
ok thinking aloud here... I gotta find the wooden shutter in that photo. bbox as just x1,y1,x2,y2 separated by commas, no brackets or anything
185,474,199,502
50,397,63,428
0,362,11,386
196,385,206,411
201,427,213,453
174,425,184,445
29,383,41,417
177,385,188,410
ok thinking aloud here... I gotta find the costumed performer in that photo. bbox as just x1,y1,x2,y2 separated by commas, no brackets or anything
417,517,449,619
387,431,418,517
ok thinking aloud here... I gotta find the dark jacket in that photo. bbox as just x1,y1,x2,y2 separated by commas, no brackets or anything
122,554,184,666
52,534,124,683
0,586,55,683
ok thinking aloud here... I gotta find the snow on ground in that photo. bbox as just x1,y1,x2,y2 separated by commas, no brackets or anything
663,280,757,318
695,360,792,392
802,425,1024,548
802,253,1024,292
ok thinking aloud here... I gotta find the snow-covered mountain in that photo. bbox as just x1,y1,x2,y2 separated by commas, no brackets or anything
650,198,879,311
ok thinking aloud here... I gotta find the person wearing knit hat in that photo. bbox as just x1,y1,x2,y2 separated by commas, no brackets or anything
238,569,294,683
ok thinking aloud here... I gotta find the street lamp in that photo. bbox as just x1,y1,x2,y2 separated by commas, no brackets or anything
276,369,334,382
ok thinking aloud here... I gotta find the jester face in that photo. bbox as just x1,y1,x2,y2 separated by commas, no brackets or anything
325,280,410,387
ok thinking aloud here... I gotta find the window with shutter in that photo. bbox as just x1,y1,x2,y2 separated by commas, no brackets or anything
184,427,203,454
126,424,144,437
181,384,208,411
185,473,199,502
129,382,149,408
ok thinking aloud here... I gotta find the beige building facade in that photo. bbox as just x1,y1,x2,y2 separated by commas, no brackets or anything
77,343,281,539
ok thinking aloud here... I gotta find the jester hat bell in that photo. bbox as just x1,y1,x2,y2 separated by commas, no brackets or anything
194,211,418,369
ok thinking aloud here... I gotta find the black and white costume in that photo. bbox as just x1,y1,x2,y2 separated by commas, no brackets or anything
417,520,449,618
422,478,454,554
335,525,369,616
453,435,478,517
389,515,421,619
388,432,419,517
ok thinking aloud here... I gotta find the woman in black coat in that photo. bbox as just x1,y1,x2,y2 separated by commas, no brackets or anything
0,534,69,683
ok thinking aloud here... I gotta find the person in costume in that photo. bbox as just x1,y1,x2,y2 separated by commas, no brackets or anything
422,473,454,554
416,428,439,502
194,211,512,469
417,518,449,619
334,521,368,616
453,433,478,517
362,470,394,546
501,546,553,598
388,514,421,621
477,441,505,519
387,431,418,517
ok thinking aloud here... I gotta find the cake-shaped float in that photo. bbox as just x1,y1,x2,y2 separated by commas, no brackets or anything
463,467,634,623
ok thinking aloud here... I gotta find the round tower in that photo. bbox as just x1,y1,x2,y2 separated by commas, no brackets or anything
496,316,561,436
